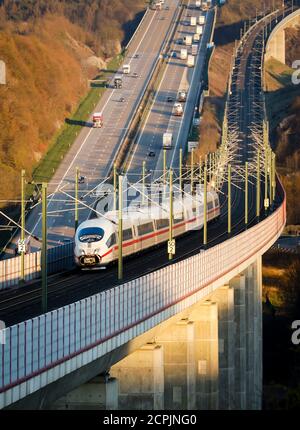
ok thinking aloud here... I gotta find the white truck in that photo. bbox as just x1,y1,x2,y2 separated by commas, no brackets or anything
180,48,188,60
193,33,200,42
114,75,122,89
184,35,192,46
123,64,130,74
178,90,187,102
173,102,183,116
192,44,198,56
93,112,103,128
163,132,173,149
187,55,195,67
198,15,205,25
196,24,203,35
190,16,197,26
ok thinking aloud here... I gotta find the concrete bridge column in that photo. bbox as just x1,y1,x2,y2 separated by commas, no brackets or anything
253,256,263,409
267,29,285,64
189,300,219,410
210,286,235,410
110,344,164,410
156,320,195,410
230,274,246,409
52,374,118,410
244,265,255,409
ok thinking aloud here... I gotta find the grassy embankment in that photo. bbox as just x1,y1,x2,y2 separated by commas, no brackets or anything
265,56,300,226
32,53,124,183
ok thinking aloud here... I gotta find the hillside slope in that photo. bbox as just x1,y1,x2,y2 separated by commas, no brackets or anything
0,0,146,202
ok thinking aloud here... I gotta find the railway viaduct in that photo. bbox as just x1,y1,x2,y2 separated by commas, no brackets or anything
0,5,289,411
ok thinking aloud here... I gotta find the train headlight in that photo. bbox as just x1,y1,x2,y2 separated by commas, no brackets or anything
94,248,101,255
80,249,85,255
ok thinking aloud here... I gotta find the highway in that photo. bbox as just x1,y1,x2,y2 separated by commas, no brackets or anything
126,3,215,177
0,6,287,327
3,0,181,256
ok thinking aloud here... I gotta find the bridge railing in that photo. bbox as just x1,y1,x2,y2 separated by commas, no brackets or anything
0,192,285,404
0,243,74,289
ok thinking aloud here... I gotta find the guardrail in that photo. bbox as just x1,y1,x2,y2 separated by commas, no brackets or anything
125,7,149,51
0,187,286,407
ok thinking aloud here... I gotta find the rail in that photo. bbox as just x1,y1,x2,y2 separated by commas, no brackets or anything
0,187,285,407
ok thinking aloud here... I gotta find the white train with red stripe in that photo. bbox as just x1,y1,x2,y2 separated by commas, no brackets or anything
74,190,220,269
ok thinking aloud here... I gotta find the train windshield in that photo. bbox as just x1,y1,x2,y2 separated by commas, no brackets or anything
78,227,104,243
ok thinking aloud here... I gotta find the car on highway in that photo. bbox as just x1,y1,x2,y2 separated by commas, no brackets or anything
78,175,85,184
133,72,138,78
148,151,155,157
167,96,174,102
119,97,125,102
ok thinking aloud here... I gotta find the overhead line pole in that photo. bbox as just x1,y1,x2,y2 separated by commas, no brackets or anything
169,169,174,261
75,167,79,231
42,183,48,313
256,149,261,218
203,166,207,246
118,175,123,280
20,169,26,282
228,164,231,234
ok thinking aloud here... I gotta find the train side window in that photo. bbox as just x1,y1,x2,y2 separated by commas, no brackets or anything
123,228,133,241
207,201,213,211
174,214,184,223
106,233,116,248
214,198,219,207
156,218,169,229
137,222,154,236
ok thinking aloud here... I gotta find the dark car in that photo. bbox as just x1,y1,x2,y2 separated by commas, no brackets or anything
78,176,85,184
167,96,174,102
119,97,125,102
133,72,138,78
148,151,155,157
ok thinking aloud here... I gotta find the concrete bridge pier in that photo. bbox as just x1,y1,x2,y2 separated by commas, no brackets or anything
267,30,285,64
156,320,196,410
189,300,219,410
52,374,118,410
253,256,263,409
210,286,235,410
110,344,164,410
244,264,256,409
230,274,246,409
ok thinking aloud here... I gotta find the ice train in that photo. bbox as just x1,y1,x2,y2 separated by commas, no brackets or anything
74,190,220,269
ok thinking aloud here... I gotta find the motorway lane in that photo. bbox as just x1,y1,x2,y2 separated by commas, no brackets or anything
126,3,215,179
3,0,180,256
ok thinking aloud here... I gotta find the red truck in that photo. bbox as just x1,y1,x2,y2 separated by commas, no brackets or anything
92,112,103,128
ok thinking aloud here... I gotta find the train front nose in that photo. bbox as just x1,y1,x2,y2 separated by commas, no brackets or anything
79,253,102,266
